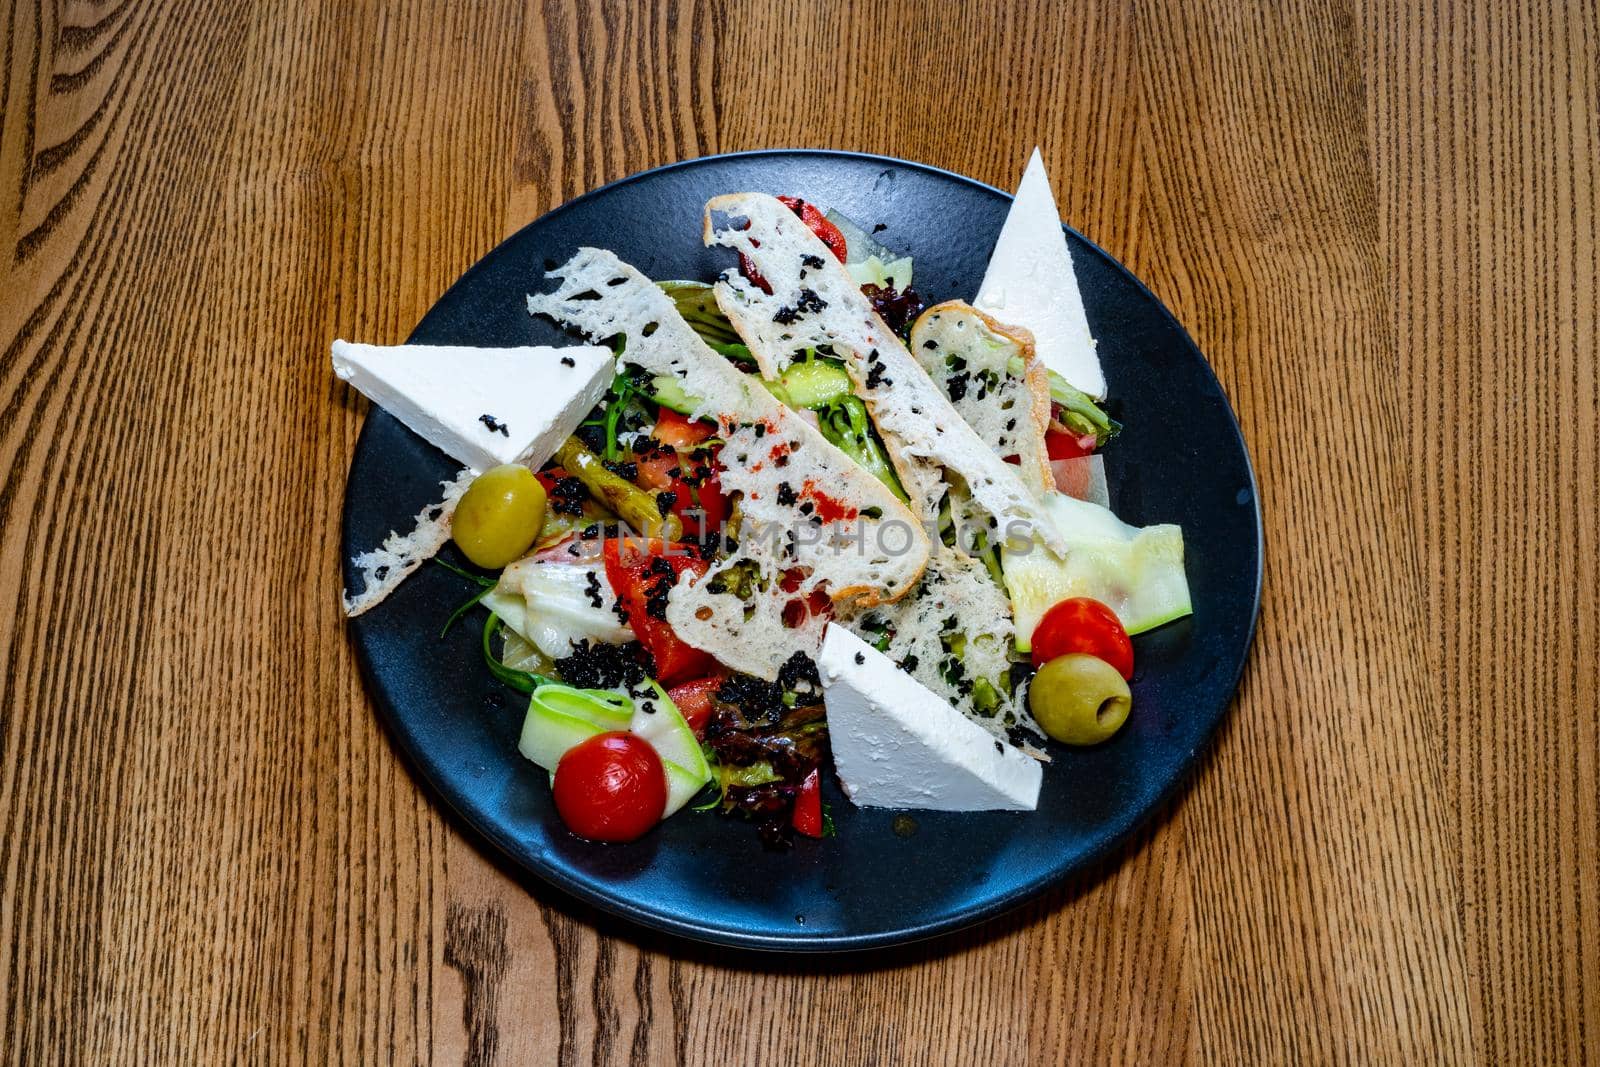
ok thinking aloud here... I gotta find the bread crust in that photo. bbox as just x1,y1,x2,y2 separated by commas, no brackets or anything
912,300,1054,493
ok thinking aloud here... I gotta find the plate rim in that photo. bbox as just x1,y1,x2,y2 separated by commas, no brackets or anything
342,148,1264,953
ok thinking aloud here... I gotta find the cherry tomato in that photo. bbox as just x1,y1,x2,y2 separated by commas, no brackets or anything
552,732,667,842
791,769,823,838
652,407,715,450
602,537,716,685
1045,427,1097,460
666,675,724,736
777,196,848,262
1030,596,1134,678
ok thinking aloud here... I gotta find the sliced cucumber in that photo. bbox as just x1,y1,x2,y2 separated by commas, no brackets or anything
766,358,854,410
1003,493,1192,648
535,684,633,730
644,374,700,415
628,681,712,816
518,704,605,772
846,254,913,291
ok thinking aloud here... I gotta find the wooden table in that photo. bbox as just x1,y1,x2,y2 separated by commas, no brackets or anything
3,0,1595,1062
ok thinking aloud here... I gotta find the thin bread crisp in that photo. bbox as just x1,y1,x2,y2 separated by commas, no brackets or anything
910,301,1053,493
528,249,930,680
703,193,1064,555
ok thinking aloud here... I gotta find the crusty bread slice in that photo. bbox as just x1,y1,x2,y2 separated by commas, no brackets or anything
342,468,473,617
841,545,1043,745
703,193,1065,555
528,248,930,680
910,302,1053,492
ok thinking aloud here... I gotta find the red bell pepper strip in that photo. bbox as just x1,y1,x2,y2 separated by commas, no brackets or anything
791,769,823,837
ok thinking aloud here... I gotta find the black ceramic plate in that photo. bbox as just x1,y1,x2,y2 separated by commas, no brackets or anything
342,151,1261,952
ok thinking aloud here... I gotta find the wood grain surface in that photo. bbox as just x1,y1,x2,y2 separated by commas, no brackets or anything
2,0,1595,1062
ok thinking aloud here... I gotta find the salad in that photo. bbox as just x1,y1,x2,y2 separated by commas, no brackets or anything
333,150,1192,849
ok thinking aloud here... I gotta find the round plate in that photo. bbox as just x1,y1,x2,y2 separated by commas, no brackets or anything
342,150,1262,952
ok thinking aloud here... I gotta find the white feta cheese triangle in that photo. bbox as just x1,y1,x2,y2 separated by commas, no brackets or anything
818,625,1042,812
331,341,614,472
975,148,1105,399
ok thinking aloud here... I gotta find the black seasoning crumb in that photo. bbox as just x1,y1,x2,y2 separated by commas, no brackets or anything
713,674,788,723
801,253,824,269
772,288,827,325
995,740,1004,753
774,453,789,468
551,476,587,515
555,640,652,690
640,700,657,715
798,500,814,515
602,459,638,481
853,652,865,665
560,355,576,367
777,650,821,694
865,363,888,390
776,483,797,507
656,490,677,515
643,556,677,620
902,654,919,673
576,422,608,452
478,414,510,437
753,424,766,438
584,570,603,609
871,222,887,233
1005,418,1017,431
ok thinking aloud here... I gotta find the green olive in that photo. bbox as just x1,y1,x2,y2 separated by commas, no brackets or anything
1029,653,1132,745
452,464,547,568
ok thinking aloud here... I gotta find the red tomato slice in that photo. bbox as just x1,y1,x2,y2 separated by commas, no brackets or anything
635,439,727,539
666,675,724,737
553,732,667,842
691,468,729,536
653,407,715,450
534,466,569,494
602,538,716,685
1045,428,1097,460
1030,597,1134,678
791,769,823,838
778,196,848,262
634,452,678,492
